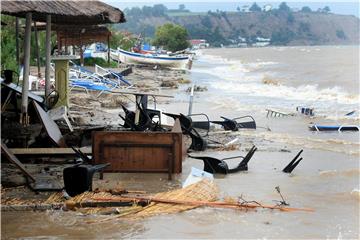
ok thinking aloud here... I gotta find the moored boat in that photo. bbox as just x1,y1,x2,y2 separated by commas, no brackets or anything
309,124,360,132
111,48,192,69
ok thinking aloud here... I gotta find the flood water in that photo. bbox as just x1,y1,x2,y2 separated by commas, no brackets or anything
2,46,359,239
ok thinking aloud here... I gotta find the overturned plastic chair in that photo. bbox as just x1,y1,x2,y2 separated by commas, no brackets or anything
189,146,257,174
63,163,110,197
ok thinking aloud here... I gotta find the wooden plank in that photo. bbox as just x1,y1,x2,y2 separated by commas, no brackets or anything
92,131,184,175
1,141,36,182
33,101,67,147
9,147,91,155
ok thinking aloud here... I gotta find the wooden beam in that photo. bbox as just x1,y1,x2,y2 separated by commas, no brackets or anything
9,147,91,155
21,12,32,126
1,142,36,182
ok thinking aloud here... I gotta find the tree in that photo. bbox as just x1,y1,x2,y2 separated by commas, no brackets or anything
249,3,262,12
323,6,331,13
1,16,19,72
287,12,295,23
179,4,185,11
201,16,212,29
236,6,240,12
152,23,190,52
336,29,346,39
152,4,167,16
279,2,291,12
109,29,137,51
301,6,312,13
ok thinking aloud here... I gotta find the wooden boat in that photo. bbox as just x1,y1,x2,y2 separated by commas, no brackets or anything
111,48,191,69
309,124,360,132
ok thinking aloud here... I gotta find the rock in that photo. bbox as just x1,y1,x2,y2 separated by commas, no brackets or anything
160,81,179,88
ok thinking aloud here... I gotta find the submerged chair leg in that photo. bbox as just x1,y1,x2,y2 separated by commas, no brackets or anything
283,150,303,173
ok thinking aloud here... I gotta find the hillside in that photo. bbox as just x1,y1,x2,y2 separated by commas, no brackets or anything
115,9,360,46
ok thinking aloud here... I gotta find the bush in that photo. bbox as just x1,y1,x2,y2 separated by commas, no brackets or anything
152,23,190,52
74,57,118,68
336,30,346,40
271,28,295,45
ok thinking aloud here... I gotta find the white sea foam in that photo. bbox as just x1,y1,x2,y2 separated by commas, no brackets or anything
195,53,359,119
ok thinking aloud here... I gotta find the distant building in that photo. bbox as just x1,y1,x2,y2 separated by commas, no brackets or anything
263,4,272,12
252,37,271,47
241,5,250,12
237,36,248,47
189,39,209,49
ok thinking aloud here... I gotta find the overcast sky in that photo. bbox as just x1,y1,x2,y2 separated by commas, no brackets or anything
103,1,359,17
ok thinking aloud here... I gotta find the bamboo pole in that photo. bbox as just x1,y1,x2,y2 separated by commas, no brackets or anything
20,12,32,126
15,17,19,66
92,196,315,213
34,21,41,78
1,204,63,211
45,14,51,106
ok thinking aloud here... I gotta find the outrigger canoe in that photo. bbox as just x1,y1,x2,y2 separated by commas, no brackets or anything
111,48,192,69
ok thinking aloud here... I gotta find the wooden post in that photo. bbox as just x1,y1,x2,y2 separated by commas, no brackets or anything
107,34,110,64
79,35,84,66
80,46,84,66
34,21,41,78
64,33,68,54
45,15,51,106
21,12,32,126
57,34,61,54
15,17,19,66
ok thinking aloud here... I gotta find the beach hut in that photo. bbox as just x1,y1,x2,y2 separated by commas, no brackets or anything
31,24,112,66
1,0,125,125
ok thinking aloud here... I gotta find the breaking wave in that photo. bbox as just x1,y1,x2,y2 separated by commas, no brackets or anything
194,53,359,119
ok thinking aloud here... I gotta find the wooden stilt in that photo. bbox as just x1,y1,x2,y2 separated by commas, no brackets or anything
15,17,19,66
21,12,32,126
45,14,51,106
34,21,41,78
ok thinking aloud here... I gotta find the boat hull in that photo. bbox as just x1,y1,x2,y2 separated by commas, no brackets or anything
112,49,190,69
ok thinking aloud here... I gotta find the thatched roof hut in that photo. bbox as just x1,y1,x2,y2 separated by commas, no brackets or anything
57,26,111,46
30,23,112,46
1,0,126,25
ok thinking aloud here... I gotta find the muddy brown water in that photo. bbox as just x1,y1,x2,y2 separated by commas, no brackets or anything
2,46,359,239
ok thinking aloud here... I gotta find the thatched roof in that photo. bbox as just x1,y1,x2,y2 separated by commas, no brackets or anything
1,0,126,25
57,25,111,46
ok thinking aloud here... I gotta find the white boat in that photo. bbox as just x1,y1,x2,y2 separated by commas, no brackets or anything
83,43,108,60
111,48,192,69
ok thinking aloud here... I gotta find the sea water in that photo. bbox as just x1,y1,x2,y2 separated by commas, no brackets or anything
2,46,359,239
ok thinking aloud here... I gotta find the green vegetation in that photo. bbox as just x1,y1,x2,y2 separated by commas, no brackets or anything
109,28,137,51
152,24,190,52
323,6,331,14
1,15,19,72
73,57,118,68
271,28,295,45
301,6,312,13
336,30,347,40
249,3,262,12
279,2,291,12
